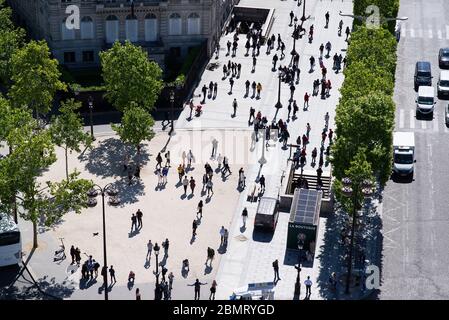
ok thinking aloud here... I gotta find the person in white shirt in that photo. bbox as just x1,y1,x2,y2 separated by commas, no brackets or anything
304,276,313,297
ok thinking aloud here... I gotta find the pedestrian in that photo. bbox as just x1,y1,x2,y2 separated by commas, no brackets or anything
287,103,292,120
324,112,330,127
326,79,331,96
146,240,153,260
338,19,343,36
329,128,334,142
168,272,174,290
238,167,246,188
245,39,251,55
197,200,204,218
162,238,169,256
309,56,315,70
317,166,323,179
136,288,141,300
164,151,170,167
209,280,218,300
211,138,218,158
229,77,234,93
131,213,137,232
312,147,317,164
237,63,242,78
325,41,331,57
245,80,250,96
223,64,227,78
123,154,129,172
242,207,248,227
226,40,231,55
289,10,294,25
305,276,313,296
319,43,324,57
177,164,184,182
182,176,189,194
206,247,215,266
259,174,266,191
206,179,214,196
187,150,194,167
345,26,350,41
252,56,257,72
156,152,163,169
251,81,257,97
75,247,81,265
202,84,207,101
322,131,327,145
289,84,295,101
189,279,207,300
248,107,255,123
256,83,262,98
293,100,299,118
70,245,76,264
306,123,311,137
93,260,100,277
270,34,276,49
136,209,143,229
266,37,272,54
272,259,280,282
209,81,213,97
304,92,310,109
325,11,330,28
219,226,226,245
232,98,238,117
162,165,169,184
109,265,116,284
161,266,168,282
189,177,196,195
272,53,278,70
213,82,218,98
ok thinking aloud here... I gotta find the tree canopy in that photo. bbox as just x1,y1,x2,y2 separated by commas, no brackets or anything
100,41,163,112
8,40,67,115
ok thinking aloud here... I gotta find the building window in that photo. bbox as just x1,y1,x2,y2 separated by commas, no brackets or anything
169,47,181,57
144,13,158,42
105,15,119,44
125,15,138,42
61,18,75,40
168,13,182,36
82,51,94,62
187,13,200,35
81,16,94,39
64,52,76,63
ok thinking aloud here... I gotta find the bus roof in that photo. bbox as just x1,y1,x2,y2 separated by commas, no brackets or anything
0,213,19,233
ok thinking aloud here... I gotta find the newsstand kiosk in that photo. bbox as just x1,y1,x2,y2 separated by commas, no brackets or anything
286,188,322,260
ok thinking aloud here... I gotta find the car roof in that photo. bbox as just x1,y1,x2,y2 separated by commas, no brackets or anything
256,197,277,216
416,61,431,71
418,85,434,96
440,70,449,79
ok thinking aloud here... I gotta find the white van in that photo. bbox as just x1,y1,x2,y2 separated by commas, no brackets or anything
437,70,449,98
416,86,435,115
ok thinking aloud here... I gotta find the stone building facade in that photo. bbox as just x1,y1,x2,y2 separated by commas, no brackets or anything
8,0,236,69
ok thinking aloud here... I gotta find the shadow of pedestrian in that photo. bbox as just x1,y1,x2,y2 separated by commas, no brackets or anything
128,229,140,238
144,259,151,269
204,264,213,275
180,194,187,200
240,225,246,233
217,243,227,254
127,280,134,291
190,235,196,245
187,194,194,200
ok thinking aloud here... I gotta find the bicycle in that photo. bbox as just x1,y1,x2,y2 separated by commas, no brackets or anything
53,238,66,262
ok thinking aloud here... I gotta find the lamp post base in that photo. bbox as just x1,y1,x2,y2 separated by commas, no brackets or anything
275,101,283,109
258,157,267,165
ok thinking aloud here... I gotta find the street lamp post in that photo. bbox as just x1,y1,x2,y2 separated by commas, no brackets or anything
341,178,373,294
275,70,283,110
88,95,95,141
88,183,119,301
294,241,304,295
169,90,175,135
291,18,299,56
301,0,307,22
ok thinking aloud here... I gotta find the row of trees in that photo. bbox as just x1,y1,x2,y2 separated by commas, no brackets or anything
0,0,164,248
330,24,398,211
353,0,400,33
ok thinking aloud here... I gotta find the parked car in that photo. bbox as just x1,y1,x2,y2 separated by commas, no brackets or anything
414,61,432,91
416,86,436,116
438,48,449,69
437,70,449,98
445,104,449,125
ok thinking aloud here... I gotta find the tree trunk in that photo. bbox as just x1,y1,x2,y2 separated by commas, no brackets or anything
65,148,69,180
33,220,38,249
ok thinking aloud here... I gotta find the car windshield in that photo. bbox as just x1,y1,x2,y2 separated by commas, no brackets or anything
418,96,434,105
418,71,431,77
395,154,413,164
441,50,449,58
440,80,449,86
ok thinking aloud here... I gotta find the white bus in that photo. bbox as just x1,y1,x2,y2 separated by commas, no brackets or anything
0,212,22,267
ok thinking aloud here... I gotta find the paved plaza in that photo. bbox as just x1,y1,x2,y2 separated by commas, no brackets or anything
1,0,369,301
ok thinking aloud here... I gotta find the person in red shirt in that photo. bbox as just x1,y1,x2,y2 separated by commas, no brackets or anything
326,79,332,95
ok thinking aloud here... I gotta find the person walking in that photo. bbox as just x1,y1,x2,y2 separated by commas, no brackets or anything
338,19,343,36
252,56,257,72
293,100,299,119
245,80,251,97
305,276,313,296
232,98,238,117
345,26,351,41
168,272,174,291
304,92,310,109
136,288,141,300
206,179,214,197
189,279,208,300
273,259,280,282
229,77,234,94
209,280,218,300
146,240,153,260
189,177,196,195
319,43,324,58
70,245,76,264
211,138,218,158
309,56,315,71
289,10,294,25
177,164,185,183
237,63,242,78
325,41,332,57
192,219,198,237
316,166,323,179
289,84,295,101
256,83,262,99
325,11,330,28
197,200,204,218
109,265,116,284
136,209,143,229
248,107,255,123
213,82,218,98
328,128,334,143
259,174,266,191
182,176,189,195
162,238,169,256
272,53,278,70
206,247,215,266
187,150,194,167
164,151,170,167
75,247,81,265
219,226,226,246
312,147,318,165
251,81,257,97
226,40,231,55
242,207,248,227
130,213,137,232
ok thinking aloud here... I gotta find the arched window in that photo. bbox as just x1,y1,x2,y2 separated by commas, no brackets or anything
80,16,94,39
144,13,158,41
125,14,138,42
61,17,75,40
105,15,119,43
168,13,182,35
187,13,200,35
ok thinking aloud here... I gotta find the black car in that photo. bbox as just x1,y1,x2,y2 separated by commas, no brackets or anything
439,48,449,68
414,61,432,91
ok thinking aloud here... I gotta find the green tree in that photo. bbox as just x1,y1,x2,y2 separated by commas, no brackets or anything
353,0,400,33
8,40,67,116
333,149,374,215
0,123,93,248
50,99,92,180
112,103,155,154
332,92,395,185
100,41,163,112
0,95,33,150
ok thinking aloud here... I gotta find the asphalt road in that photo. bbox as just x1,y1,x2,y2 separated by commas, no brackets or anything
379,0,449,299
